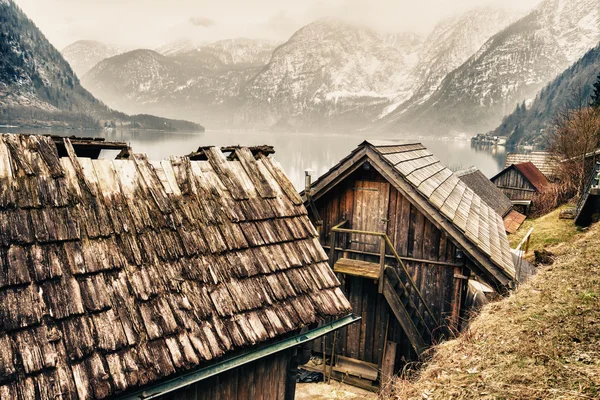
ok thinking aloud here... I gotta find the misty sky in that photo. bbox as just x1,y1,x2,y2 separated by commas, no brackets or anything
15,0,543,50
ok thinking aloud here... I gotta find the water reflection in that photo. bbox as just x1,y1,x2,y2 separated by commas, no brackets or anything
0,127,508,189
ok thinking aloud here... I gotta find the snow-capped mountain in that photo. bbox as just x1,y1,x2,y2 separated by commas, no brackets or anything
380,0,600,135
237,18,424,130
61,40,123,77
401,8,520,110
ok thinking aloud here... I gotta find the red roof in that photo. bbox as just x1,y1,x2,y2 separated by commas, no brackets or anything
513,162,549,192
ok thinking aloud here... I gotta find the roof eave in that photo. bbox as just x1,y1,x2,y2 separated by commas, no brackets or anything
118,314,360,400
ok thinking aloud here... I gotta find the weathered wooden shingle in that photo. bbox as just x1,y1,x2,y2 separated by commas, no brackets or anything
0,134,351,399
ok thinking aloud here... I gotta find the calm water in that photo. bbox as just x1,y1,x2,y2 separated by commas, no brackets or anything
0,127,507,190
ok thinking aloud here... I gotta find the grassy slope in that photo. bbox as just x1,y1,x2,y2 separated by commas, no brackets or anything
509,207,584,259
390,212,600,399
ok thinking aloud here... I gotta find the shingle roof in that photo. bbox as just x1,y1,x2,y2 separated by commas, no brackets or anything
0,134,350,399
513,162,550,192
370,143,515,280
503,210,526,234
456,166,513,217
505,152,557,178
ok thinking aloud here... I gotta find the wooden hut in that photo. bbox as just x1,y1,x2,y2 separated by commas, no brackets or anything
0,134,355,400
504,151,557,180
575,162,600,227
491,162,549,213
302,141,515,387
456,166,525,234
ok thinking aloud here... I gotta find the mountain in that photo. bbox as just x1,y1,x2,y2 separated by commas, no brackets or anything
77,10,522,132
156,38,278,66
380,0,600,135
237,18,424,130
81,40,272,127
381,7,521,118
0,0,201,130
61,40,122,77
490,42,600,147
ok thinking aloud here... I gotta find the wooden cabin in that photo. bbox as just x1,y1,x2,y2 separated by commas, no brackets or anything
302,141,515,388
0,134,355,400
491,162,549,214
504,151,557,180
575,162,600,227
456,166,525,234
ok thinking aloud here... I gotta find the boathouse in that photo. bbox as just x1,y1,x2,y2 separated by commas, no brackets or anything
491,162,549,213
456,166,525,234
0,134,355,400
302,140,515,387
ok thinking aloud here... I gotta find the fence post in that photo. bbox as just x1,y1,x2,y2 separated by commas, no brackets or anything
329,231,337,267
378,236,385,294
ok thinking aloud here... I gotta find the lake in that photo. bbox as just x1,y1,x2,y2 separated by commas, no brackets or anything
0,127,507,190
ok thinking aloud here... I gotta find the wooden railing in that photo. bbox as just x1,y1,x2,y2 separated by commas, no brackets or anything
329,220,439,327
575,162,600,218
513,227,534,284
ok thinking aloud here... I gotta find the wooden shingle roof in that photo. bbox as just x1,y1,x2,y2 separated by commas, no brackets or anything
305,140,515,289
505,151,557,178
0,134,350,399
456,166,513,217
512,162,550,192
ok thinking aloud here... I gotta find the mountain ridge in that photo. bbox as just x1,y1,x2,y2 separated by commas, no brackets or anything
0,0,202,131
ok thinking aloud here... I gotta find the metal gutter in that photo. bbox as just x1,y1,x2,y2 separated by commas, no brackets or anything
119,314,360,400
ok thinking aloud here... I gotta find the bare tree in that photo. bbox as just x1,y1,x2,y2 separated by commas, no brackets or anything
548,88,600,197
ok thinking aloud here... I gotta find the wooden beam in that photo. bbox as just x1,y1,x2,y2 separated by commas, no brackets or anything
378,238,385,294
380,341,397,388
321,245,465,268
301,147,368,202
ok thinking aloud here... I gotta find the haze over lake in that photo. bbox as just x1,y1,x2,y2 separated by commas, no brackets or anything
0,128,507,189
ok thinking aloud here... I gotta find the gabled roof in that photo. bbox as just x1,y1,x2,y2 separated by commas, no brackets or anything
0,134,350,399
456,166,513,217
505,151,557,178
513,162,550,192
306,140,515,290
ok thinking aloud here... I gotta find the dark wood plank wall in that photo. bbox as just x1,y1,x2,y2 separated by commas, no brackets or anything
159,350,291,400
492,169,537,200
312,168,465,368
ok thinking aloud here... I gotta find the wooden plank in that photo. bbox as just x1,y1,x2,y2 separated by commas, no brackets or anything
382,279,425,355
395,155,438,177
380,341,397,388
347,277,363,359
333,258,381,280
375,144,425,155
335,355,378,381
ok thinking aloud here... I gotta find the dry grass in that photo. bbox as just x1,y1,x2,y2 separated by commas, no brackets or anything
387,217,600,399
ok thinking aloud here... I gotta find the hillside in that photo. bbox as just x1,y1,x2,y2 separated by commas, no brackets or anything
380,0,600,136
492,43,600,148
389,210,599,399
0,0,202,131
